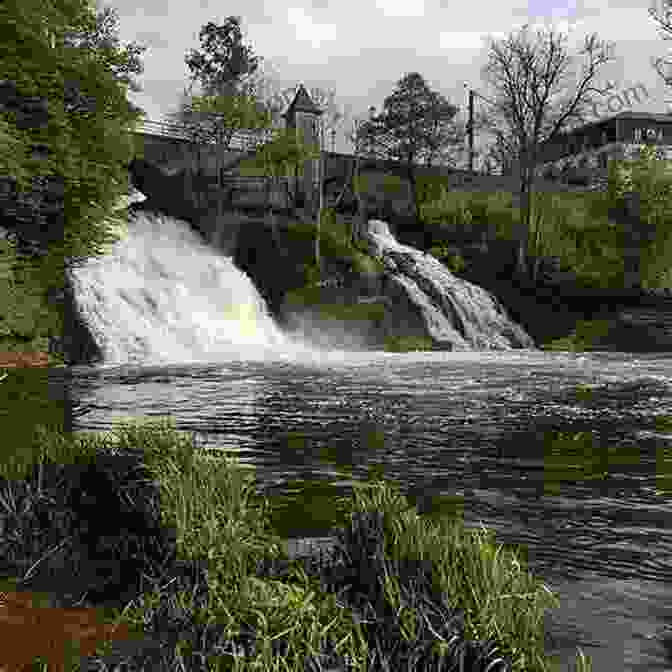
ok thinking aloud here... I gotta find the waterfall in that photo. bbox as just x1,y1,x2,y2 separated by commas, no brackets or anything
68,192,309,366
66,189,534,366
364,219,536,350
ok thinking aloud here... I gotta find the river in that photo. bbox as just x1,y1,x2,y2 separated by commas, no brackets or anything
48,348,672,671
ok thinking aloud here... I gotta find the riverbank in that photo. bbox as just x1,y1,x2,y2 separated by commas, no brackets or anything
0,413,596,672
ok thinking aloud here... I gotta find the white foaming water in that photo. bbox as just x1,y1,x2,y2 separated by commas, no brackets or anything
364,220,536,350
68,194,537,369
69,202,328,367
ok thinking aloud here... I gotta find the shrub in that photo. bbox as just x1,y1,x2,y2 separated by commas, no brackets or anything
428,243,469,273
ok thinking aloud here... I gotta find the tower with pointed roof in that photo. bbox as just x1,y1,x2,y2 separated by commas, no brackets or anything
283,83,323,215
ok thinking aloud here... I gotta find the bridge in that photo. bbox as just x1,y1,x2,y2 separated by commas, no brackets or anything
127,117,594,218
129,118,278,176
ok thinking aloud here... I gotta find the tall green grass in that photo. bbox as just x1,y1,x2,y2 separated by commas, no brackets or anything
417,179,629,289
0,414,600,671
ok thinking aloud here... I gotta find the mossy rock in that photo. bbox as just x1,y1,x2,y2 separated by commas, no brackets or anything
383,335,435,352
541,319,615,352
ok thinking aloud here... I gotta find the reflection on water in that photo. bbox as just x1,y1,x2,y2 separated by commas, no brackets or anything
43,350,672,671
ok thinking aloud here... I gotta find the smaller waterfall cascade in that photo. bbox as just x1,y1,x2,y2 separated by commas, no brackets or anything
364,219,536,350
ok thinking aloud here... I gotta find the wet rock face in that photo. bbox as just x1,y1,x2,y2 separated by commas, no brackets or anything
46,271,105,366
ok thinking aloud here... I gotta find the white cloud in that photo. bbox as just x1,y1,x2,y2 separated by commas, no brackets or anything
439,31,491,51
286,7,338,48
374,0,426,18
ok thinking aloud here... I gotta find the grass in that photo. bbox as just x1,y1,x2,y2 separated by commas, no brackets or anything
0,403,597,672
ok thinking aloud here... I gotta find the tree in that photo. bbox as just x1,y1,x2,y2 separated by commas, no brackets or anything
353,72,462,224
343,110,393,245
586,143,672,289
479,23,616,278
166,17,269,178
184,18,262,99
1,0,148,303
649,0,672,90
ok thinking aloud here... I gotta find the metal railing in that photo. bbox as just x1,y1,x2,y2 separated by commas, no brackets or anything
130,118,276,151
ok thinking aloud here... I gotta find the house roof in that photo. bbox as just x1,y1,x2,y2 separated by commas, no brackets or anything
545,110,672,141
282,83,323,119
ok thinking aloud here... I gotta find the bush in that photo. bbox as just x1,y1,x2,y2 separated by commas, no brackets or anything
384,335,435,352
420,187,518,248
428,243,469,273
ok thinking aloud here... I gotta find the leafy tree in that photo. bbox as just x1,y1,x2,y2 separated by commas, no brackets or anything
184,17,262,99
239,124,323,263
1,0,148,344
166,16,270,176
586,143,672,289
479,23,616,278
354,72,462,223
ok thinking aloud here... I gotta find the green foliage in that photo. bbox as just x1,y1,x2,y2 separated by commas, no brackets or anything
416,175,450,205
1,0,148,297
0,239,63,349
367,72,460,166
380,173,406,195
239,125,321,179
587,144,672,289
541,319,614,352
184,17,262,98
383,335,435,352
0,117,35,194
519,190,625,287
419,186,517,245
419,182,629,288
182,92,273,146
428,243,469,273
319,206,337,231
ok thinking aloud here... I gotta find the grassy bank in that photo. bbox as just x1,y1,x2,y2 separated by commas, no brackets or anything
0,409,596,672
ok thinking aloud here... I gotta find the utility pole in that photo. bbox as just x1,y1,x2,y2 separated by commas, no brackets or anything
463,84,500,174
467,87,475,173
315,118,325,271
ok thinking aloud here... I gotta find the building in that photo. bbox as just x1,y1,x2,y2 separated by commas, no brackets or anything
519,111,672,190
281,83,324,213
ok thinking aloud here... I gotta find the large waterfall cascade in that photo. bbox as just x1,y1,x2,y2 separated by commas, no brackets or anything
69,191,315,366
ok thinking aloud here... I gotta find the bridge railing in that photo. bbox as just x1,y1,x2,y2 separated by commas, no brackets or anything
131,118,277,151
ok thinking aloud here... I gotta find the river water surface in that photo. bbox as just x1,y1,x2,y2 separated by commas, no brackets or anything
51,348,672,671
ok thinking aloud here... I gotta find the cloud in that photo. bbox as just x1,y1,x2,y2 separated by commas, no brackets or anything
286,7,338,49
439,31,490,51
373,0,426,18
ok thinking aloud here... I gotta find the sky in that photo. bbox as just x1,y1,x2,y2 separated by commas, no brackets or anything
105,0,671,169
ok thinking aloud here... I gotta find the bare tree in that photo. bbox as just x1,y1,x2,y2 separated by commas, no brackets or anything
650,0,672,89
480,23,617,278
